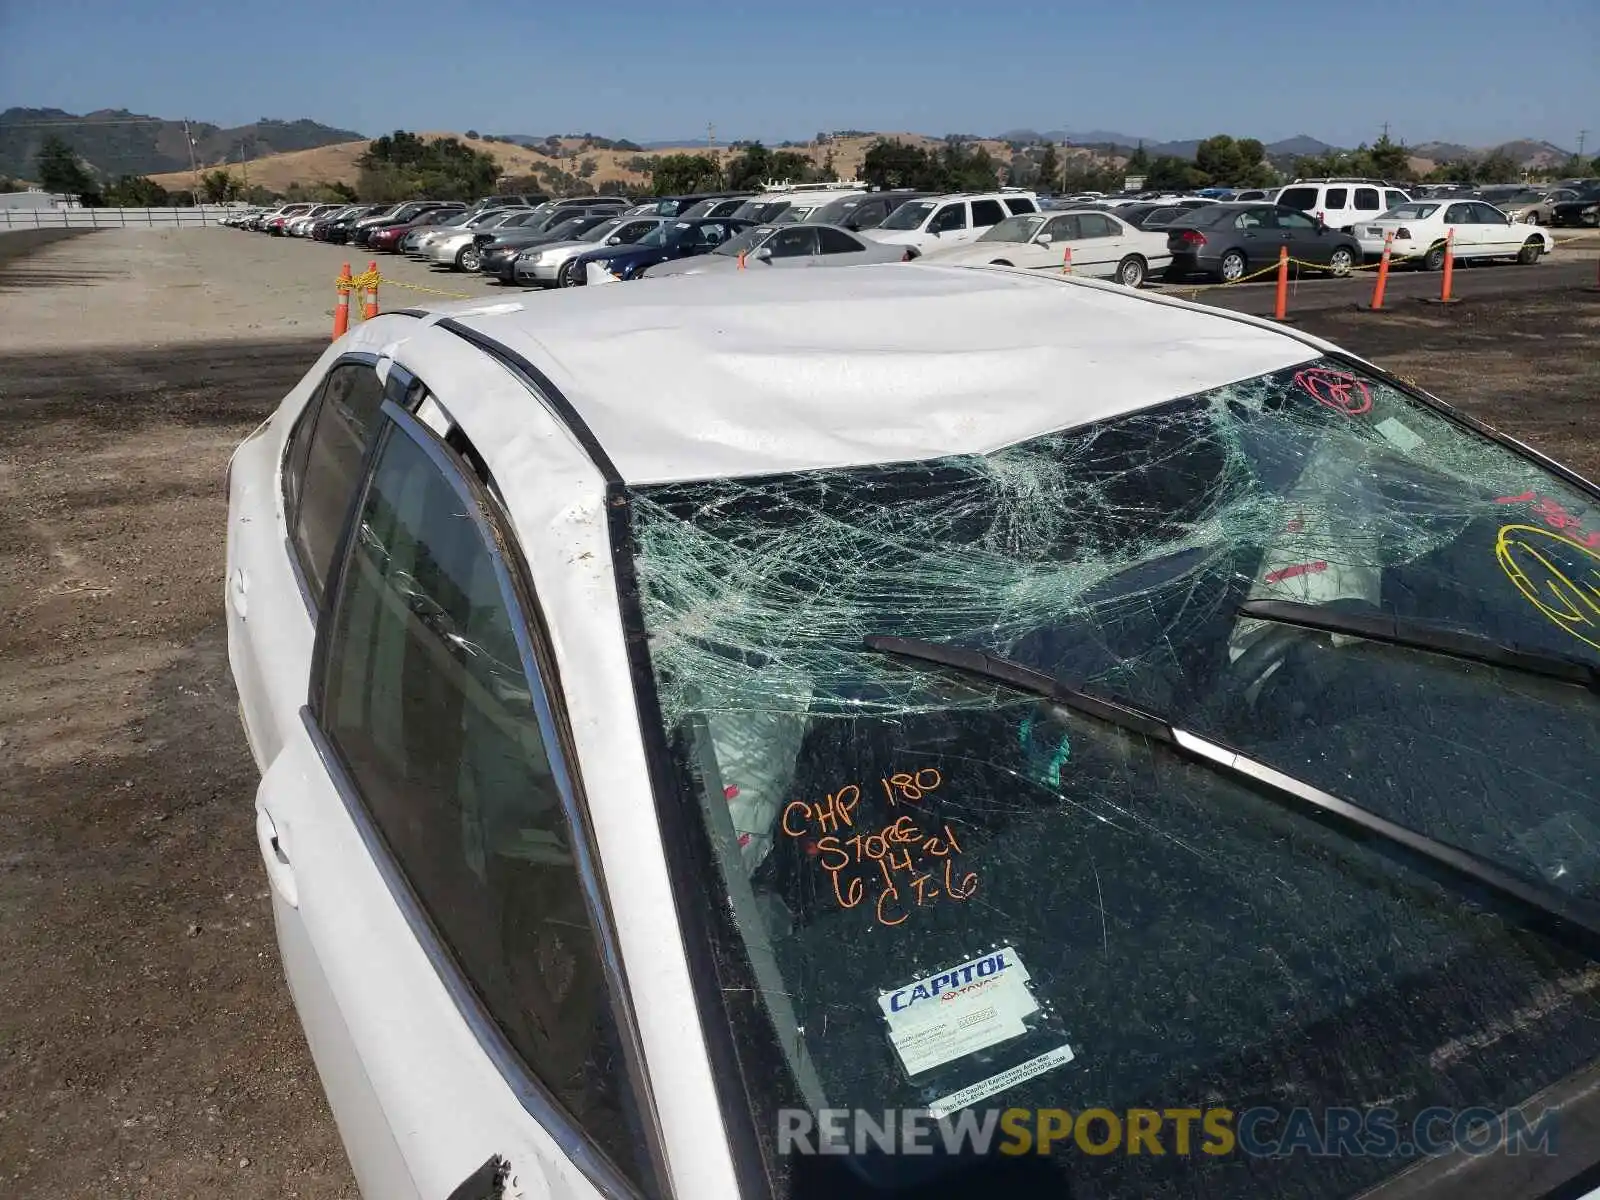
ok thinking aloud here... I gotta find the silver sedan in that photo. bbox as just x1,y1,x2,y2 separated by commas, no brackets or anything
642,222,909,277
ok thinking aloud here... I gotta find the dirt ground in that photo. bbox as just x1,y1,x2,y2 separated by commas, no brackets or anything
0,229,1597,1200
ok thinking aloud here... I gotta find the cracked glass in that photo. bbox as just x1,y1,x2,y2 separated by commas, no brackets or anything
625,358,1600,1199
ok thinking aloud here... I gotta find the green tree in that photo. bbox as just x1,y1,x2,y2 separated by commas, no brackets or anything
1126,141,1150,173
103,175,170,206
34,135,100,202
1367,134,1412,181
355,130,500,201
1143,155,1204,191
577,156,598,179
861,139,943,190
1475,149,1520,183
650,153,722,195
0,175,25,194
1034,144,1062,192
200,169,238,203
724,142,771,190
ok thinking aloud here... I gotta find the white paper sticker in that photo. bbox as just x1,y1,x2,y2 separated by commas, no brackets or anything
1374,417,1424,454
879,948,1037,1076
927,1043,1077,1119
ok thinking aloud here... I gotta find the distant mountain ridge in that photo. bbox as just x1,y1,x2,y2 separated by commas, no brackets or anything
0,108,364,180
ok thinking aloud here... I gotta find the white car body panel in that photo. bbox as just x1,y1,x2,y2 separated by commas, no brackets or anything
863,194,1038,252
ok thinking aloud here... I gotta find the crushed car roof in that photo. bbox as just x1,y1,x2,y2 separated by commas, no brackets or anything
414,265,1322,485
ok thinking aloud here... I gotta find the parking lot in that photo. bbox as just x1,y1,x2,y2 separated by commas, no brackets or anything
1,227,1599,1198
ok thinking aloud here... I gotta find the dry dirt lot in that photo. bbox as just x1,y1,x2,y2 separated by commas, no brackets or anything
0,228,1598,1199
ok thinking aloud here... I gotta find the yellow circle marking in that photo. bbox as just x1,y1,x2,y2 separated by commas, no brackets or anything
1495,523,1600,652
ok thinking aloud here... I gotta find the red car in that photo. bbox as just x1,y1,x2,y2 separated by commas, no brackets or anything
366,206,466,252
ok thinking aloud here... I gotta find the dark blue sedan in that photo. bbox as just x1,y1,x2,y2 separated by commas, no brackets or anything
562,218,755,285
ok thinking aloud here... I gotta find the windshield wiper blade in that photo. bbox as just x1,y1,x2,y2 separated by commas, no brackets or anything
1238,599,1600,693
863,633,1600,957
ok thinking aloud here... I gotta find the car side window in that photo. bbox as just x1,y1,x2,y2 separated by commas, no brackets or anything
1044,215,1080,240
1276,209,1318,231
284,361,386,608
969,199,1006,226
616,221,655,243
1236,211,1265,229
1384,190,1408,210
816,226,863,254
1354,187,1380,211
1076,213,1116,238
929,203,968,233
1004,196,1039,214
1445,203,1473,224
1473,203,1507,225
318,418,655,1192
767,226,815,257
1324,188,1348,209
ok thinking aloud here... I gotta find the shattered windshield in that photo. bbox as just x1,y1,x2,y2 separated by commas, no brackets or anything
624,359,1600,1199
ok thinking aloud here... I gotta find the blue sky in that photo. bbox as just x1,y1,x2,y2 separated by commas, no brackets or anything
2,0,1596,150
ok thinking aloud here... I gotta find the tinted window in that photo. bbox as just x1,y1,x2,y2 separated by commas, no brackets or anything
1234,210,1268,230
929,204,969,233
1043,215,1079,240
1445,203,1474,224
1385,190,1408,209
320,422,652,1189
1278,187,1317,211
1076,213,1117,238
969,199,1006,226
1275,209,1318,231
1324,188,1348,209
766,226,815,258
816,227,863,254
1473,203,1508,224
1354,188,1381,210
286,362,386,605
1003,196,1038,214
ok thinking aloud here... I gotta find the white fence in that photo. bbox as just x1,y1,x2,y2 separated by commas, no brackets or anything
0,206,232,229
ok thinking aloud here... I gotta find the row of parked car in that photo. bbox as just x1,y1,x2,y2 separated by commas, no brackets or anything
227,174,1596,288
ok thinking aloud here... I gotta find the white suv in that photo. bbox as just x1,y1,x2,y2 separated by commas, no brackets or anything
863,192,1040,253
1274,180,1412,233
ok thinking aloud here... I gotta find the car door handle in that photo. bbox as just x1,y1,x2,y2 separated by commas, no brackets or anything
256,808,299,908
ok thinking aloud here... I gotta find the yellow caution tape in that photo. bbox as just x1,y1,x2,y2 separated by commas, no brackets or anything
332,270,473,301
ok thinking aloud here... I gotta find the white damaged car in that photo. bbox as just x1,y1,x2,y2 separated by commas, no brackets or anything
227,266,1600,1200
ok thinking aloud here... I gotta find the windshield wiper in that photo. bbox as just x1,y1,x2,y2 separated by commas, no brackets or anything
1238,599,1600,693
862,633,1600,957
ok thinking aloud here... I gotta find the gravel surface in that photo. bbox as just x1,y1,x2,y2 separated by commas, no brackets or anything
0,229,1596,1200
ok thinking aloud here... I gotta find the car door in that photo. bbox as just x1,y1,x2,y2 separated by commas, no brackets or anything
1233,206,1286,265
1021,213,1079,269
1067,210,1123,276
1274,207,1330,265
926,200,971,245
1442,202,1484,256
255,392,666,1200
1470,201,1516,256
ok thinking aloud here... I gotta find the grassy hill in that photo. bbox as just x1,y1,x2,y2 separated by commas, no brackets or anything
0,108,363,181
146,130,1056,196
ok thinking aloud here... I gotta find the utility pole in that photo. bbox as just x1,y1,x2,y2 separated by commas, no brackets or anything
1380,121,1391,141
183,118,202,199
1578,130,1589,162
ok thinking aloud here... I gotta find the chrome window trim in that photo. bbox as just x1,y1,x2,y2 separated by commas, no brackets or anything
305,399,670,1200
